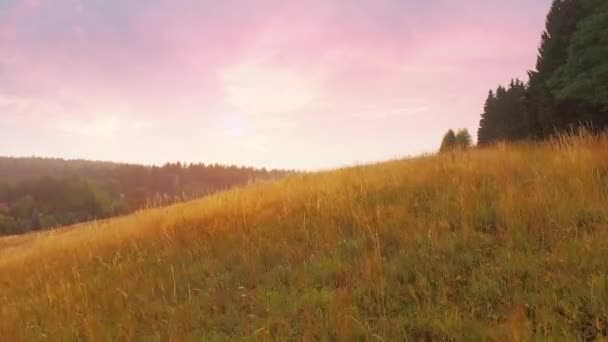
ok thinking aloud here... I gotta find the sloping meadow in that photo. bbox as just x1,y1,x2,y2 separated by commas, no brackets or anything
1,134,608,340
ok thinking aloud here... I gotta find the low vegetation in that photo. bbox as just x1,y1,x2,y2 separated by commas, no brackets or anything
1,133,607,340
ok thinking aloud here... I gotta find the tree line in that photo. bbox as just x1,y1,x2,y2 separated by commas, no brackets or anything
477,0,608,145
0,158,288,236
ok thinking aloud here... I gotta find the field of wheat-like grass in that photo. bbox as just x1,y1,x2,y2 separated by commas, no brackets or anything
1,134,608,340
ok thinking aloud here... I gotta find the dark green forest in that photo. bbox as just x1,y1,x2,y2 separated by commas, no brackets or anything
477,0,608,144
0,157,287,236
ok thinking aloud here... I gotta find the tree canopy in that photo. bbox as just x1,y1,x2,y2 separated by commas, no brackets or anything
440,129,472,152
440,130,457,152
455,129,473,149
477,0,608,144
549,1,608,110
477,80,527,145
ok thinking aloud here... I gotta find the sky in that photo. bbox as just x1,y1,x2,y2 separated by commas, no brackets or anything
0,0,552,170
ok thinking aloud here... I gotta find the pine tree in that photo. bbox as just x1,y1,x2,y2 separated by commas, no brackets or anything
526,0,587,136
548,0,608,130
477,81,527,145
503,80,528,140
475,0,607,143
478,90,497,145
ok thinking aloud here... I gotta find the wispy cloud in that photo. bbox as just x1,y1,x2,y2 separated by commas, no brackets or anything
221,59,319,116
245,135,269,153
53,112,161,138
0,0,553,169
55,116,121,138
352,106,431,120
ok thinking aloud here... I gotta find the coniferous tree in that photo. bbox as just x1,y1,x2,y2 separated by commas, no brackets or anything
478,90,497,145
503,80,528,140
548,0,608,130
550,5,608,108
476,0,607,145
477,80,527,145
526,0,587,136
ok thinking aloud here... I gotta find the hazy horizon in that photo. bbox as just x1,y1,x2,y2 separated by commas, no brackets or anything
1,0,552,170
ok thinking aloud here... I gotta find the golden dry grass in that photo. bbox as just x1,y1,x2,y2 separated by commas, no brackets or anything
1,134,608,340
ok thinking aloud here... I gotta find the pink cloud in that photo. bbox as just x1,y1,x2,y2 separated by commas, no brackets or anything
0,0,553,169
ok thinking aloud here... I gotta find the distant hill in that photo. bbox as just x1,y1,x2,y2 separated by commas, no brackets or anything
0,156,120,185
0,156,289,236
1,133,607,339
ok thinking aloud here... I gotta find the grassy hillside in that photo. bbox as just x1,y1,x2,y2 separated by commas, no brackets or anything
1,135,608,340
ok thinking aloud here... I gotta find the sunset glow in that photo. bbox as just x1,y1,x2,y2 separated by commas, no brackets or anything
0,0,552,169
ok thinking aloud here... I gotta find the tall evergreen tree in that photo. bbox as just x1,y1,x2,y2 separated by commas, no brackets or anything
526,0,588,136
548,0,608,130
477,80,527,145
478,90,497,145
477,0,608,143
502,80,528,140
